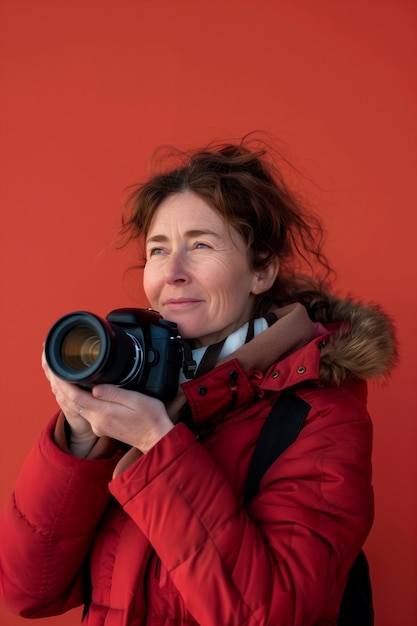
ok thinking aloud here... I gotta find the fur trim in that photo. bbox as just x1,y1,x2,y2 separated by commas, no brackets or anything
309,292,399,385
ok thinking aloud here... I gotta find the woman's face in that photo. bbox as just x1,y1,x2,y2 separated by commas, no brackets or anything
143,191,270,347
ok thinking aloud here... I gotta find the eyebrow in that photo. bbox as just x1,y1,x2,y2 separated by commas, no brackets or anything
146,229,222,244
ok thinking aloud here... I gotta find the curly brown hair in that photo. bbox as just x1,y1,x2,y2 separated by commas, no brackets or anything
121,134,335,317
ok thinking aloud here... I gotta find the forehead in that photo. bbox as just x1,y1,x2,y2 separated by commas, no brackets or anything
145,190,249,254
147,191,226,235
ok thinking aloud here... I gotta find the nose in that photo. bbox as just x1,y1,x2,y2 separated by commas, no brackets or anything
164,250,190,284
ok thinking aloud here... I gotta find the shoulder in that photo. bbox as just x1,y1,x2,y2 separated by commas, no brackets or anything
278,386,373,515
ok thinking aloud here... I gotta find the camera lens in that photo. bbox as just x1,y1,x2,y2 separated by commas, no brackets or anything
61,325,102,370
45,311,143,387
45,313,110,384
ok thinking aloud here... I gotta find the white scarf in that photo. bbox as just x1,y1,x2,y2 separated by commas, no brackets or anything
179,318,269,383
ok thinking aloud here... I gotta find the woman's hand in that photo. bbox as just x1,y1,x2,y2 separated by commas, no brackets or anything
88,384,174,453
42,349,97,452
42,350,174,455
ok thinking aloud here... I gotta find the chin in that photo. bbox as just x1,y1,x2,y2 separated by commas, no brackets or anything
177,324,210,345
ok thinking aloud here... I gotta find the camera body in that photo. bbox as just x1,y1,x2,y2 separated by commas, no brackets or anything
45,308,185,401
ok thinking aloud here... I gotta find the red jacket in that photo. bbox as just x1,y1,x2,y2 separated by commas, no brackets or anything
0,298,397,625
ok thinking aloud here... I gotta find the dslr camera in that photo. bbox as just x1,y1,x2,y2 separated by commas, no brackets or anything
45,308,195,401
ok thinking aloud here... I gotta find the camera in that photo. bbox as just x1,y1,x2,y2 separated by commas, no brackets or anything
44,308,195,401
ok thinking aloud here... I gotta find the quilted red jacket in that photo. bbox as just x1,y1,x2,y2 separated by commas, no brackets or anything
0,297,397,625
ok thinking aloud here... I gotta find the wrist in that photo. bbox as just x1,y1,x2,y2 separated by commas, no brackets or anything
65,419,98,458
137,421,174,454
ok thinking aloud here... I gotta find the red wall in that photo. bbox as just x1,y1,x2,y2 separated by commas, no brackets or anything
1,1,416,624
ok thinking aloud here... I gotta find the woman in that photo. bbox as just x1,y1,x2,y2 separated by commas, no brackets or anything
0,137,397,625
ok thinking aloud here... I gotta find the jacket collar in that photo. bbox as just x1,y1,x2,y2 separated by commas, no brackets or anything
216,303,321,373
166,303,323,426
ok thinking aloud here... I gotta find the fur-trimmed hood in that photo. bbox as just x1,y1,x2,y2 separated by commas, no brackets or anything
298,290,399,386
210,291,399,390
160,290,399,428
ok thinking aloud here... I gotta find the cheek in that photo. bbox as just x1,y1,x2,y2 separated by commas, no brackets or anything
213,273,252,312
222,263,255,295
143,266,158,302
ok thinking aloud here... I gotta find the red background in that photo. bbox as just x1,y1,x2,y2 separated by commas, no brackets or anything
1,1,416,625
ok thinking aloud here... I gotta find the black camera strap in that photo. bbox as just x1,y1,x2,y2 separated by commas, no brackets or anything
193,339,227,377
244,392,310,507
181,340,197,379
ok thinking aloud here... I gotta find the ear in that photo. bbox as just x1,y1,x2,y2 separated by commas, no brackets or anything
251,257,280,295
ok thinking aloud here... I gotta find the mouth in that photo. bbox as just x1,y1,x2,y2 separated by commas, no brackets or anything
163,298,202,309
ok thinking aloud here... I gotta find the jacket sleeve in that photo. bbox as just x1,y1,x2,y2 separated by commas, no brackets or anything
0,413,121,618
109,386,374,626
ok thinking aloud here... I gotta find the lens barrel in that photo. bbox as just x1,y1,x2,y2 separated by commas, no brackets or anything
45,312,143,387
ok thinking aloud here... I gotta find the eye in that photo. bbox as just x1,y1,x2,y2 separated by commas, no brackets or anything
194,242,211,250
147,246,165,257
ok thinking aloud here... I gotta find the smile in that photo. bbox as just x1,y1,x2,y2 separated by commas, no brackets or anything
164,299,202,309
